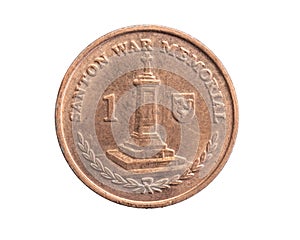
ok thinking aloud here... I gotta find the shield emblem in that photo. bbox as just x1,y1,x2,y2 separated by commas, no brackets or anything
172,93,195,123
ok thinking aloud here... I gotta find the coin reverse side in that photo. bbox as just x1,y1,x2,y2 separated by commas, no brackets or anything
55,25,238,208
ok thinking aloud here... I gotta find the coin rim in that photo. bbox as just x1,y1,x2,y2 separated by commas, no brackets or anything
55,25,239,208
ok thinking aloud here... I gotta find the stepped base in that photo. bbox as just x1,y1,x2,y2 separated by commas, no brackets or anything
106,149,186,173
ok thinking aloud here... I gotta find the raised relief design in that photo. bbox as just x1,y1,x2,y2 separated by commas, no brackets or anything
70,54,109,122
106,52,186,173
103,94,118,122
111,39,153,56
77,131,219,194
160,40,226,123
172,93,195,123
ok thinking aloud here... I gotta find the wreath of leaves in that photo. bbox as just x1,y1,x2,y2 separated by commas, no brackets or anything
77,131,218,194
169,131,219,185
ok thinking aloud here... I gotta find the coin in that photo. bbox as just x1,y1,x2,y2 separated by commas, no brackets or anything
55,25,238,208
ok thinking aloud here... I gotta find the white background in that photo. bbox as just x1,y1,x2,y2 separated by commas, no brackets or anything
1,1,299,239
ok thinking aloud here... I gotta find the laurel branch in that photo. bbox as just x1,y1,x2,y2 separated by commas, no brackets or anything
169,131,219,185
77,131,218,194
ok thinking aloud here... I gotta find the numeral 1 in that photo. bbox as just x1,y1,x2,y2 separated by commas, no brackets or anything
103,94,118,122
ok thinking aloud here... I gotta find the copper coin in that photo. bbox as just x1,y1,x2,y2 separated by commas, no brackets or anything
55,25,238,208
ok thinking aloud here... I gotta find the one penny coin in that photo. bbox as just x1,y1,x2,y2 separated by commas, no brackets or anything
55,25,238,208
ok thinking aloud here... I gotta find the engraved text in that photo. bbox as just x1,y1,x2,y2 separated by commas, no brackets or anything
70,53,109,121
160,40,226,123
111,39,153,56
